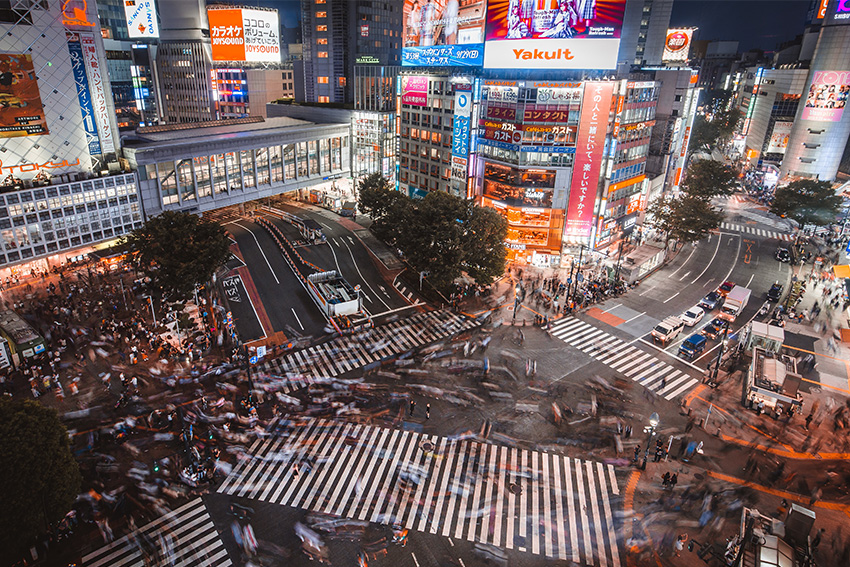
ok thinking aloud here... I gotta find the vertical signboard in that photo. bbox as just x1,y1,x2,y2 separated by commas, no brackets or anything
79,33,116,154
66,32,101,156
565,82,613,238
0,54,49,137
451,85,472,181
400,76,429,106
766,121,793,154
123,0,159,39
662,29,693,63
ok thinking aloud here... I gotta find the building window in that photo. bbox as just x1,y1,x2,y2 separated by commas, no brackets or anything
318,96,330,103
317,38,328,44
317,25,327,31
338,77,346,87
318,52,328,58
316,11,327,18
316,0,325,3
318,76,329,84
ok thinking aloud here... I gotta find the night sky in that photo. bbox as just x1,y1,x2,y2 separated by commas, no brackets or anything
670,0,814,52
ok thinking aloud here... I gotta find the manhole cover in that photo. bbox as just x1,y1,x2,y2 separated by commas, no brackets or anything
509,482,522,495
421,441,435,452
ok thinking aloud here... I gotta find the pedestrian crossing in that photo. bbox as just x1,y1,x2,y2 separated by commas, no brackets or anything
218,418,622,566
714,195,749,204
82,498,231,567
719,222,794,241
393,278,418,303
255,310,478,393
550,318,699,401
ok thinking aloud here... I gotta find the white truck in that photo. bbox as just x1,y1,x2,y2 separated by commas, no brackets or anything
651,316,685,345
720,286,751,322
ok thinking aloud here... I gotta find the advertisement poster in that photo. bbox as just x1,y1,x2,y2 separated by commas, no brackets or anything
483,0,626,69
80,34,116,154
209,8,281,62
565,82,613,238
802,71,849,122
123,0,159,39
0,54,48,138
766,121,793,154
402,0,487,66
401,76,429,106
662,28,693,62
66,33,101,156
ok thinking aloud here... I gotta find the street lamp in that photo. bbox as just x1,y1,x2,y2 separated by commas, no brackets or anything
709,323,730,386
641,412,660,469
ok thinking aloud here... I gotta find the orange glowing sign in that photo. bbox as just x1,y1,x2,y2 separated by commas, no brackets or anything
62,0,96,27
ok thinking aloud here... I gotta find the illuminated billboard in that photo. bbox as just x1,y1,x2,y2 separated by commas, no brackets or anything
766,121,792,154
662,28,693,62
124,0,159,39
402,0,487,67
0,54,49,138
400,76,429,106
208,8,280,62
483,0,626,69
801,71,849,122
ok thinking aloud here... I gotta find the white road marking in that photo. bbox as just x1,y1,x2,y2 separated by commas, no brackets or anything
691,234,723,284
663,292,679,303
233,222,280,284
291,308,304,331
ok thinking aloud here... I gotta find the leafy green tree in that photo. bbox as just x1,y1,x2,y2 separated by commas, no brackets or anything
683,160,737,200
123,211,232,300
357,173,408,245
0,400,81,555
770,180,842,228
647,194,723,247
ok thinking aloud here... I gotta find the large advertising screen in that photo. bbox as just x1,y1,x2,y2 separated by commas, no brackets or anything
662,28,692,62
209,8,281,62
124,0,159,39
483,0,626,69
402,0,487,67
566,82,613,238
766,121,793,154
0,54,48,138
802,71,849,122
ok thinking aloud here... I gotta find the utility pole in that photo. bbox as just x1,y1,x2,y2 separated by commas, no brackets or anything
709,323,729,385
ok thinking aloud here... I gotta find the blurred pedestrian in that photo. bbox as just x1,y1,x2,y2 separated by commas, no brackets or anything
409,400,416,416
425,403,431,419
674,533,688,557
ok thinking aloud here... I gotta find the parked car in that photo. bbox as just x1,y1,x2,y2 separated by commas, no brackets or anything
702,317,727,339
681,306,705,327
718,281,736,297
699,291,724,311
679,334,707,359
767,282,783,302
774,248,792,263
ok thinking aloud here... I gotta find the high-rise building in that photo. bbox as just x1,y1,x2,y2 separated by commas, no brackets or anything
781,0,850,181
618,0,675,68
301,0,402,104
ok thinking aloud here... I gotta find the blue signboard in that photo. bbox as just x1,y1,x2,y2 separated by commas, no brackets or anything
520,146,576,154
402,44,484,67
452,115,470,158
477,138,518,152
66,33,101,156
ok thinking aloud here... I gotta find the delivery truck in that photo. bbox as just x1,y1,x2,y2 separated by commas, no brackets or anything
720,286,750,322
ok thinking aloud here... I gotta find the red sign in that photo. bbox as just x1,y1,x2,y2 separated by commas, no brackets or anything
566,82,614,238
487,106,517,121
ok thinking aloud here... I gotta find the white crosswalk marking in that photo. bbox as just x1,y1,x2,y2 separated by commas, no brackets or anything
719,221,794,241
254,310,478,392
82,499,232,567
549,317,700,401
219,419,622,565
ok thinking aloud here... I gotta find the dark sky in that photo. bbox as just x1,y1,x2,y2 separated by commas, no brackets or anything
670,0,813,52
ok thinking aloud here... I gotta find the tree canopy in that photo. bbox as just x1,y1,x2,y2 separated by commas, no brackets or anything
689,103,742,153
0,400,81,554
682,159,737,200
769,180,842,228
123,211,232,300
647,194,724,246
358,175,507,291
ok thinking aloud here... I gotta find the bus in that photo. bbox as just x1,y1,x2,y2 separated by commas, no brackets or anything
0,309,46,361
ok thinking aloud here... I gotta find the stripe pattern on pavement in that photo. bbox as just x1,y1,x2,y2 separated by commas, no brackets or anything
550,317,699,401
719,222,793,241
218,419,622,566
82,498,231,567
256,310,478,391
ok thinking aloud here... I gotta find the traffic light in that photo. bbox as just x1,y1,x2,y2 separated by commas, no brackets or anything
688,541,696,552
153,461,160,473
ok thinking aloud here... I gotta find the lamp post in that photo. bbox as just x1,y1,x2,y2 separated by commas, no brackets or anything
641,412,660,469
709,323,730,386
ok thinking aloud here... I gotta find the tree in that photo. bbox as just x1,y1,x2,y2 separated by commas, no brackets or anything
770,180,842,228
123,211,232,300
357,173,408,245
0,400,81,555
683,159,737,200
647,194,723,247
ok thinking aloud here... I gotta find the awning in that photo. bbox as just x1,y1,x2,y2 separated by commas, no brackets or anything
833,265,850,278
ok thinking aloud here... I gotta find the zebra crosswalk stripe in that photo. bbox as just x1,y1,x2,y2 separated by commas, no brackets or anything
219,420,622,565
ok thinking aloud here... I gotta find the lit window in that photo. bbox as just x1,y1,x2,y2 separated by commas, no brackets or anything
319,96,330,103
318,76,329,84
317,25,327,31
318,52,328,58
317,11,327,17
316,0,325,3
338,77,346,87
317,38,328,44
